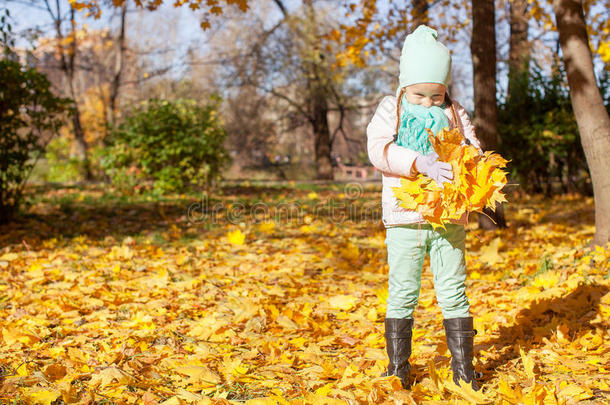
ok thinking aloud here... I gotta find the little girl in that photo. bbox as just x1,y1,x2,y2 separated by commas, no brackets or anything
367,25,483,391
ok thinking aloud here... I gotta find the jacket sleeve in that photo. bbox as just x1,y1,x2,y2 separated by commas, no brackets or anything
452,101,483,153
367,95,419,178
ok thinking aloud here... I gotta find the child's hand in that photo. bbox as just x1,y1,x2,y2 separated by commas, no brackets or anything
414,152,453,188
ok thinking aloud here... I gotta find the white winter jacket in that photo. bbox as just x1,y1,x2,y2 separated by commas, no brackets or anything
366,95,482,228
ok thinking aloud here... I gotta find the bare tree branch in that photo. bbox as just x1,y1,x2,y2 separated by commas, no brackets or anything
252,82,310,119
272,0,288,17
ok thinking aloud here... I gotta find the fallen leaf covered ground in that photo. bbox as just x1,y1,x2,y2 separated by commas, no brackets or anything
0,183,608,404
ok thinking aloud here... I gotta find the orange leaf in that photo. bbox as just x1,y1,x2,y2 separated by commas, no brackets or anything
392,127,509,228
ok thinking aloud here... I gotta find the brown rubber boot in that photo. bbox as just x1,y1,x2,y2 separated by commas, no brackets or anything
382,317,414,389
443,317,481,391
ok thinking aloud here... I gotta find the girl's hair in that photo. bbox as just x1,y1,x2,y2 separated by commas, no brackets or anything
395,87,407,134
395,87,463,137
444,93,462,135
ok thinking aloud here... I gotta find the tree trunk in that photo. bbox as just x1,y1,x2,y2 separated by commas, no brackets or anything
471,0,506,229
553,0,610,246
507,0,529,99
304,0,333,180
108,2,128,136
67,7,92,180
50,2,92,180
311,87,333,180
411,0,429,29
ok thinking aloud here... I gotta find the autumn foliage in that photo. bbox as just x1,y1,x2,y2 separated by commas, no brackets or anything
0,184,608,403
392,128,509,228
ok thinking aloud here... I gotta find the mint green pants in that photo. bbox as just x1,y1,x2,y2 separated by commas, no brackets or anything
385,224,470,319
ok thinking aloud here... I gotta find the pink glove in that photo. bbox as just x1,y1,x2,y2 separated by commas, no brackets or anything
414,152,453,188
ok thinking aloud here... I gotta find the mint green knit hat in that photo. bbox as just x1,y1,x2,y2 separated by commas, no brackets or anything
396,25,452,96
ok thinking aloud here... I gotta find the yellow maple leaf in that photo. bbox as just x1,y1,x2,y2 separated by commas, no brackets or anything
479,237,504,266
89,367,132,388
498,377,525,403
304,393,347,405
245,398,281,405
315,383,334,396
0,252,18,261
174,364,221,387
258,221,276,233
520,347,537,380
427,359,444,393
339,241,360,261
445,378,489,404
227,229,246,245
392,127,509,228
328,294,357,311
27,389,62,405
531,271,560,289
429,127,463,163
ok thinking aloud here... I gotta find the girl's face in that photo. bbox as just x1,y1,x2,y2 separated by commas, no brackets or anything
404,83,446,108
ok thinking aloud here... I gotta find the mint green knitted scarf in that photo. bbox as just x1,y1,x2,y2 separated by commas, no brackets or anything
396,99,449,156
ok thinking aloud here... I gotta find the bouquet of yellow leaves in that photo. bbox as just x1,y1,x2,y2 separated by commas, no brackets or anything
392,127,509,228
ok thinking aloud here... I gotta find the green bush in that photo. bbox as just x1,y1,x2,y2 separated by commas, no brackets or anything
0,59,71,223
42,136,82,183
102,98,229,194
498,63,590,194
